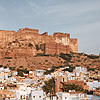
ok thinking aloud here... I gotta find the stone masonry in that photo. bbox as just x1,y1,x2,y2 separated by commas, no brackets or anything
0,28,78,58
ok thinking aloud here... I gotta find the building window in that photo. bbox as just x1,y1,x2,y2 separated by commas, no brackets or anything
39,96,41,98
33,96,35,98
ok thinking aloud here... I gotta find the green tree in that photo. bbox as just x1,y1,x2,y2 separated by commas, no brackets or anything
24,68,29,74
42,78,55,94
0,65,3,67
17,70,23,77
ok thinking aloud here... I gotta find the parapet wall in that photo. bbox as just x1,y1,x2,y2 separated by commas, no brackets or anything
17,27,39,34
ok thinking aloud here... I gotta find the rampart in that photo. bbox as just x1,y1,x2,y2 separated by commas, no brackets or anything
0,28,78,58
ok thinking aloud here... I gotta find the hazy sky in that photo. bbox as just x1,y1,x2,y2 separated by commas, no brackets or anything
0,0,100,55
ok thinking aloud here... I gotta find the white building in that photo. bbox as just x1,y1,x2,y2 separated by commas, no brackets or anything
15,90,29,100
15,85,32,100
56,92,92,100
87,81,100,90
35,69,46,76
30,90,45,100
7,76,17,82
56,92,70,100
0,83,4,89
75,67,87,74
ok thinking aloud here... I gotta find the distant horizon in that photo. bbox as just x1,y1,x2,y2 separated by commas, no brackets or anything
0,0,100,55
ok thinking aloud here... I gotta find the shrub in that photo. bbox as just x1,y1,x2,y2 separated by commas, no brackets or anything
77,60,81,62
4,57,12,59
77,56,80,58
17,68,24,77
28,43,33,47
9,67,15,71
76,64,80,67
84,54,88,56
0,65,3,67
53,53,59,57
70,61,75,63
60,53,72,61
64,61,68,64
24,68,29,74
17,71,23,77
87,67,95,71
35,53,50,57
45,60,48,62
4,66,7,68
87,55,99,59
84,58,87,61
35,44,40,50
19,66,23,68
19,45,21,47
8,42,12,46
78,53,83,56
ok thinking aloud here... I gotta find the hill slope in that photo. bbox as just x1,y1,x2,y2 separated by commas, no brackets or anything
0,56,64,71
60,52,100,70
0,52,100,71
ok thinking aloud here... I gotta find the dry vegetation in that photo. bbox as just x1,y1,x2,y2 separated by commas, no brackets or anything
0,52,100,71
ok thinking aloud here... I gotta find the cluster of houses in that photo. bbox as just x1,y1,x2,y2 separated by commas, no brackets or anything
0,66,100,100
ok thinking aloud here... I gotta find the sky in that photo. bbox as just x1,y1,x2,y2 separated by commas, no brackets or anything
0,0,100,55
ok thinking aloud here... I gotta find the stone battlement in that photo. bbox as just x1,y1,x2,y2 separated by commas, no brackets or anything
17,27,39,34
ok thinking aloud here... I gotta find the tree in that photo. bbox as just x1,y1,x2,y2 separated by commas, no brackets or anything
0,65,3,67
17,68,24,77
24,68,29,74
42,78,55,94
17,70,23,77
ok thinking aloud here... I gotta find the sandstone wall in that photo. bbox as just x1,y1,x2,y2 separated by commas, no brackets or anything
0,28,78,58
69,39,78,53
0,30,16,46
41,43,68,55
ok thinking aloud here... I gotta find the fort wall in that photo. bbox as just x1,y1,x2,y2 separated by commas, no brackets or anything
0,28,78,58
